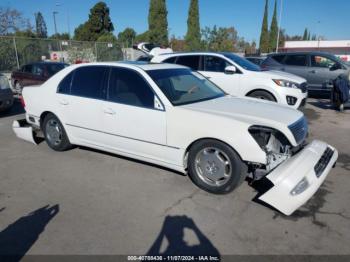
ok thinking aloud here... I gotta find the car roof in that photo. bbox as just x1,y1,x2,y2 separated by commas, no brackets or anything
68,61,189,71
268,51,335,57
158,51,229,57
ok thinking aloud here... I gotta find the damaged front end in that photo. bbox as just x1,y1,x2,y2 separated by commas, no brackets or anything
247,125,337,216
248,126,294,178
12,119,39,145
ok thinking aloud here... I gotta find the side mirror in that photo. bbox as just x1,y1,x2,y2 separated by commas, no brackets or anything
225,65,237,74
330,63,341,71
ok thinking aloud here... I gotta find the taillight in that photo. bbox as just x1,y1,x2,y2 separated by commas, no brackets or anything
20,95,26,108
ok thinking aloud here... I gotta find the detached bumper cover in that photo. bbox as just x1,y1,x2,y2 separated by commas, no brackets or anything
12,119,38,145
258,140,338,215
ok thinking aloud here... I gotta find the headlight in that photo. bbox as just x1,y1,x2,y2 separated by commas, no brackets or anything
273,79,299,89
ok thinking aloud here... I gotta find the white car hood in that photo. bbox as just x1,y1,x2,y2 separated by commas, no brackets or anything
182,95,303,127
255,70,306,84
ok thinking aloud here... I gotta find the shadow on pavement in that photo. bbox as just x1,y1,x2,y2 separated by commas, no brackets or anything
0,99,25,119
147,215,220,257
0,205,59,262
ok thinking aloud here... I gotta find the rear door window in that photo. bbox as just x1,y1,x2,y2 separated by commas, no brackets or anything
175,56,200,70
284,55,307,66
70,66,108,99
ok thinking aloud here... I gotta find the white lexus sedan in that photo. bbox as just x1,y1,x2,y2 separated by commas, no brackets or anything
13,62,337,215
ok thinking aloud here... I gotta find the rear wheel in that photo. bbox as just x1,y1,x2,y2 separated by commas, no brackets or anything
248,90,276,102
42,113,72,151
188,139,246,194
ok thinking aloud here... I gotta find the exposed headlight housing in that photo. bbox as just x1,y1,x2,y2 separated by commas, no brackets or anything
249,126,292,171
248,126,290,149
273,79,299,89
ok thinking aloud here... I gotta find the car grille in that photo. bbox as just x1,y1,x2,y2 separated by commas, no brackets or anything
314,147,334,178
299,82,308,93
288,117,308,144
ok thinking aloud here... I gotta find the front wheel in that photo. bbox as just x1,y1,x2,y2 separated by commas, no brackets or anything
188,139,246,194
43,113,72,151
248,90,276,102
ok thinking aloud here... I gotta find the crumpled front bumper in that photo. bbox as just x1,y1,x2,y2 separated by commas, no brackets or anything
258,140,338,215
12,119,38,145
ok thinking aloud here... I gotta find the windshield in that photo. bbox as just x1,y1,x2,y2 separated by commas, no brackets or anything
147,68,225,106
223,53,261,72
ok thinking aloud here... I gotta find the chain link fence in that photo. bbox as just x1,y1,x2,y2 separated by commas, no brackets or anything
0,36,124,72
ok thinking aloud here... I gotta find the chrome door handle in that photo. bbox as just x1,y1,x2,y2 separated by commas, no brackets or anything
103,108,116,115
59,99,69,105
310,70,317,73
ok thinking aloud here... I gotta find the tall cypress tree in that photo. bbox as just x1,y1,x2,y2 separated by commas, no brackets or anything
303,28,308,40
35,12,47,38
269,0,278,51
259,0,269,53
185,0,201,51
148,0,168,46
74,1,114,41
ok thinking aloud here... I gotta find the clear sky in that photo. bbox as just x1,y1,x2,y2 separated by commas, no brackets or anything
3,0,350,42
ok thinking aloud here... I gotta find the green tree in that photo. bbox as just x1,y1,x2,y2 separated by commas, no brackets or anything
35,12,47,38
118,27,136,47
269,0,278,51
135,31,150,43
185,0,201,51
50,32,70,40
259,0,269,53
307,31,311,40
148,0,168,46
74,1,114,41
97,32,117,42
303,28,308,40
201,26,238,52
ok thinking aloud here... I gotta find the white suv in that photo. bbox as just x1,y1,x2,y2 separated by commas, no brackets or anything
151,52,308,109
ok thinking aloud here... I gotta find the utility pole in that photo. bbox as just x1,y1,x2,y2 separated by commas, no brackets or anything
276,0,283,53
53,11,58,35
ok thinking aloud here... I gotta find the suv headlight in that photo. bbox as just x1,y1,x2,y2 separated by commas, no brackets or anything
273,79,299,89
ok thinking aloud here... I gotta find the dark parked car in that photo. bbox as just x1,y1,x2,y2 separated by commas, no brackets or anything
245,56,266,66
11,62,68,92
0,74,14,112
262,52,350,93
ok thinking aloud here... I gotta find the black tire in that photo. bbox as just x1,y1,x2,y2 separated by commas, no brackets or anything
248,90,276,102
42,113,72,151
188,139,247,194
